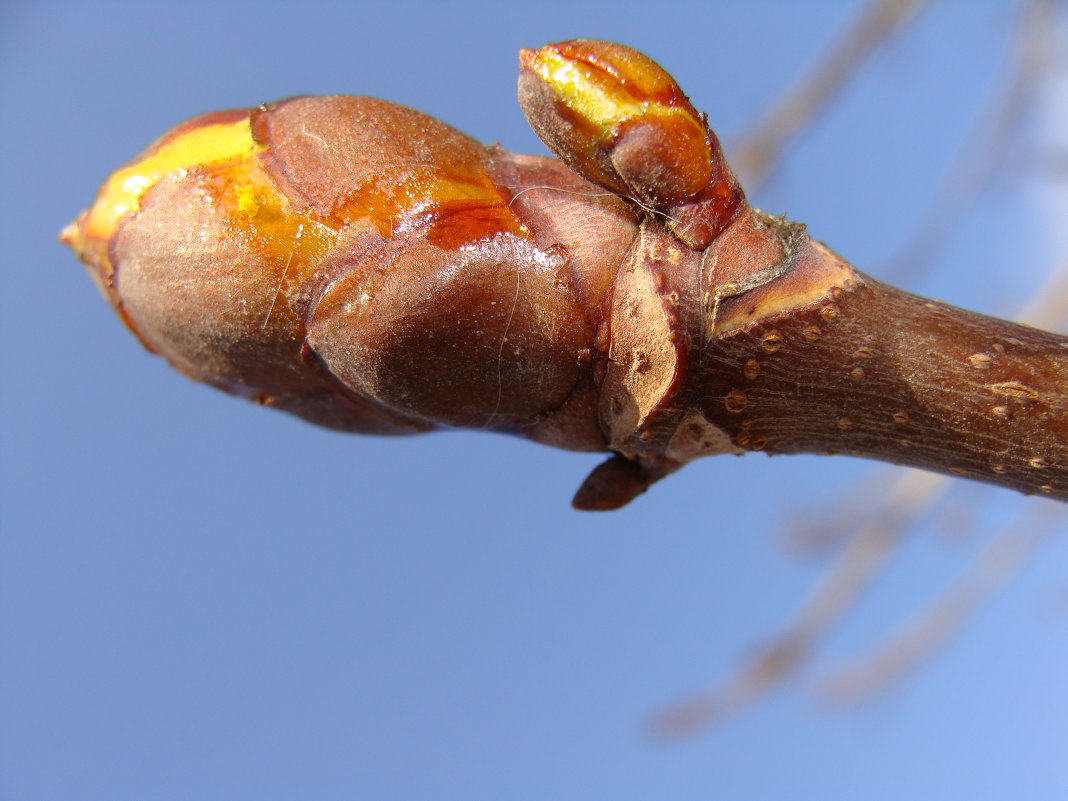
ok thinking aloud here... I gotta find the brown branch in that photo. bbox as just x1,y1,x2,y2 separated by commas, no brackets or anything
795,254,1068,552
692,239,1068,502
60,39,1068,512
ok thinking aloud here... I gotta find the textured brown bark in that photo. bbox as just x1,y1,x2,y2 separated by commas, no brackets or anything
696,268,1068,501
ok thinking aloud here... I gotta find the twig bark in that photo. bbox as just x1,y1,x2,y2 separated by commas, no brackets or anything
697,252,1068,501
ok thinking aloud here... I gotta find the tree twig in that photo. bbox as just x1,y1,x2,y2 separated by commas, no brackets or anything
885,0,1058,283
817,503,1063,702
733,0,931,190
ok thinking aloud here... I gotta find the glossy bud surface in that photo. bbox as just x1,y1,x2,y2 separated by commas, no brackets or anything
518,39,714,209
519,40,743,248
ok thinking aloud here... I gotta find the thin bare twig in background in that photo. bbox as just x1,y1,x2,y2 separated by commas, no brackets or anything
653,470,946,735
818,504,1063,702
657,0,1065,725
733,0,931,190
885,0,1058,283
1016,258,1068,332
651,0,946,728
787,469,951,555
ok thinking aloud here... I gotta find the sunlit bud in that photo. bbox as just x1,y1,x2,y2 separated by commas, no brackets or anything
518,39,715,209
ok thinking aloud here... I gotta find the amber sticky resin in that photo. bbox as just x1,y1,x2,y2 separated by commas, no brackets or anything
63,103,528,312
62,117,261,274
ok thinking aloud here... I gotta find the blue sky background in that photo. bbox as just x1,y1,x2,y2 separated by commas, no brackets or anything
2,1,1066,799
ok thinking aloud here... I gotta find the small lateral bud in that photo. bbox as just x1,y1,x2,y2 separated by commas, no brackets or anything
518,39,745,247
519,40,711,206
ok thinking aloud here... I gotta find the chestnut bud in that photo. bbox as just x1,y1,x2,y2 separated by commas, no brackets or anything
518,39,744,248
61,96,638,450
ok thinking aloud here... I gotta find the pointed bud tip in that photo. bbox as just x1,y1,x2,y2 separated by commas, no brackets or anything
59,214,88,258
59,220,78,247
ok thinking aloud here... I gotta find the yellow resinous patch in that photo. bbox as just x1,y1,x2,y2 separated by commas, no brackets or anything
223,158,338,273
85,118,264,243
534,51,690,132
